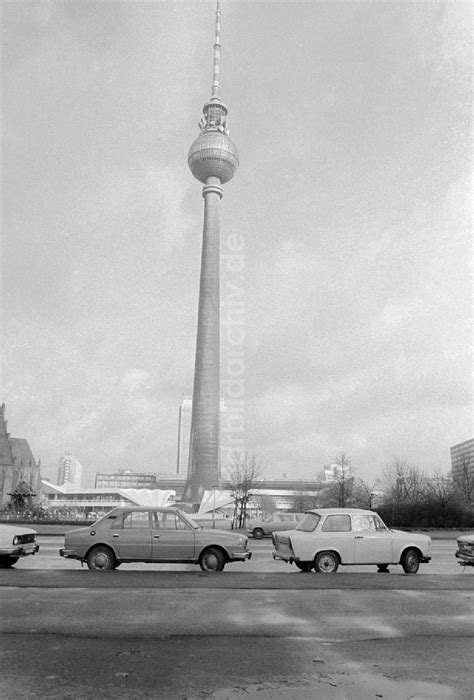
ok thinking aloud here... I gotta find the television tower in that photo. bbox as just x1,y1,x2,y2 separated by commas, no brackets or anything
183,1,239,503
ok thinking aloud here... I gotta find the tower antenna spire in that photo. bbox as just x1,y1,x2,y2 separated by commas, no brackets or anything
211,1,222,101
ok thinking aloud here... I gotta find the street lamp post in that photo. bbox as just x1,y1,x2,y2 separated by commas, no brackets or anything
212,486,217,528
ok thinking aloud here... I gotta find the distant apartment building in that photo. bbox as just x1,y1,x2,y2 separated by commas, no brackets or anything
95,469,158,490
318,464,349,482
57,452,82,488
450,439,474,486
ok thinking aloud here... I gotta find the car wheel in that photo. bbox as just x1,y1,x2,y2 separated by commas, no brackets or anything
199,547,225,572
314,551,339,573
401,548,420,574
295,561,313,572
377,564,389,573
0,556,19,568
252,528,265,539
86,546,116,571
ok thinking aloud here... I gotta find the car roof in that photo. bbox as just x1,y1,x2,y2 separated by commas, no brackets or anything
305,508,377,516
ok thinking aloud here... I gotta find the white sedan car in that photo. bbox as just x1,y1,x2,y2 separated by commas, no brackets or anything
0,523,40,568
272,508,431,574
455,533,474,567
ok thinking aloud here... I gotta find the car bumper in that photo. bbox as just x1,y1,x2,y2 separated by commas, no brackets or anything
455,551,474,566
59,548,82,561
0,544,39,557
272,550,294,564
230,551,252,562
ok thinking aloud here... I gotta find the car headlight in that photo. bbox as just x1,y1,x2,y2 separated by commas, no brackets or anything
13,536,20,546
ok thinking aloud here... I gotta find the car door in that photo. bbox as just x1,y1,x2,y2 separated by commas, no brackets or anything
319,514,354,562
150,510,195,561
352,514,393,564
111,510,152,560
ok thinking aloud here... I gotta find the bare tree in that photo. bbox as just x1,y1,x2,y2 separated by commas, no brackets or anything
227,451,262,529
381,458,427,526
426,469,455,527
292,485,319,512
322,452,355,507
353,476,380,509
382,458,426,504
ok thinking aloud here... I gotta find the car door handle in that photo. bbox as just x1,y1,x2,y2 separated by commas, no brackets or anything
355,535,364,539
112,534,119,538
153,535,160,539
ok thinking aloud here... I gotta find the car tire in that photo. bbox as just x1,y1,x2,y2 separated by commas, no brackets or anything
401,548,420,574
0,556,19,568
377,564,389,573
86,546,117,571
314,551,339,573
252,528,265,539
295,561,313,572
199,547,226,572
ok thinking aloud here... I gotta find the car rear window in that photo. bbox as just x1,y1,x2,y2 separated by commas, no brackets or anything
322,515,351,532
296,513,321,532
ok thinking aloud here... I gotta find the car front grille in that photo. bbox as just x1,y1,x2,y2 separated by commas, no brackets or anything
15,533,36,545
458,541,474,556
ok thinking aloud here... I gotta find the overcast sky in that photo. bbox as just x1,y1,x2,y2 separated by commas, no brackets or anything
2,0,472,487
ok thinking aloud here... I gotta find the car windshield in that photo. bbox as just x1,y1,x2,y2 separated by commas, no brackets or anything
296,512,321,532
177,510,201,530
91,511,115,526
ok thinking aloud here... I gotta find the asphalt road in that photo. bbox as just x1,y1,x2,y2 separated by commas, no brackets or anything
0,537,473,699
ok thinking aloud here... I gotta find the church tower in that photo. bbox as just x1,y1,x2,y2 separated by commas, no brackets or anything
183,1,239,503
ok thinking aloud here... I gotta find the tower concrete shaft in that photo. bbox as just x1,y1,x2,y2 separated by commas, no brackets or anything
184,179,222,503
183,2,239,504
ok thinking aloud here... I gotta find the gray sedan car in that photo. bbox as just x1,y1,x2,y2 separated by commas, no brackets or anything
60,506,252,571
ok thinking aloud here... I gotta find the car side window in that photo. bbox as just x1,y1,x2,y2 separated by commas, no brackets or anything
153,512,190,531
322,515,351,532
352,515,376,532
373,515,388,531
122,512,150,528
175,514,192,531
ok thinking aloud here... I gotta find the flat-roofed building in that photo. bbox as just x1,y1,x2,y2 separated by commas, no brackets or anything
41,480,175,519
95,469,158,490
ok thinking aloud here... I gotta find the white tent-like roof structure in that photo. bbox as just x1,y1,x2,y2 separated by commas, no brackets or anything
198,489,234,514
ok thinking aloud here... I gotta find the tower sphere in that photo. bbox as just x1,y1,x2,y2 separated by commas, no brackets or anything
188,129,239,185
